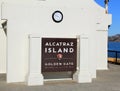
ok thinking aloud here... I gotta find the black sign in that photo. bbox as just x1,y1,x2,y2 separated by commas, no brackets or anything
42,38,77,72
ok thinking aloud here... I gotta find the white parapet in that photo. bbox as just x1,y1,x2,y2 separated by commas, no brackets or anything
28,34,43,86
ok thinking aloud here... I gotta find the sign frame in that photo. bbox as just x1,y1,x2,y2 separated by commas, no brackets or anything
42,38,77,72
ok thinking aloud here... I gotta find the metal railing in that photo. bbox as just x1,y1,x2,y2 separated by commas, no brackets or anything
108,50,120,64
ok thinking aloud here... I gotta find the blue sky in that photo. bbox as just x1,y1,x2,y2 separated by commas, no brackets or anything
95,0,120,36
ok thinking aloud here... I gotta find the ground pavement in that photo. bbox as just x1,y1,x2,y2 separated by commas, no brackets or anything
0,63,120,91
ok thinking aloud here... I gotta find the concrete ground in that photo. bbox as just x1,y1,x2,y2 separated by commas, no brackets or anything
0,63,120,91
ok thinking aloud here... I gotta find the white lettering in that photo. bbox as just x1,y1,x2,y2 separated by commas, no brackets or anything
69,48,74,53
57,48,62,53
44,42,75,46
63,48,68,53
53,48,56,53
45,48,74,53
48,48,52,53
45,42,49,46
45,48,47,53
70,42,74,46
52,42,55,46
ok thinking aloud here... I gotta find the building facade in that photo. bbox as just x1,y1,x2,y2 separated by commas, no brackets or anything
0,0,112,86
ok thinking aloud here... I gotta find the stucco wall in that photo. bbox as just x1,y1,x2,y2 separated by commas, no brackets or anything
0,28,6,73
0,0,112,83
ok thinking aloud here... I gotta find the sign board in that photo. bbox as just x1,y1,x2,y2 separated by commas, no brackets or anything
42,38,77,72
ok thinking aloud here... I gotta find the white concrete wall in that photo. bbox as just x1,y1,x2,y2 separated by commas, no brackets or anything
0,0,111,83
0,0,2,19
96,30,108,70
94,4,112,70
0,1,7,74
0,28,6,73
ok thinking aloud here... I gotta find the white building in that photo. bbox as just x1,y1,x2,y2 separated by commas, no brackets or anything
0,0,112,86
